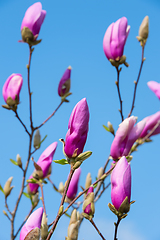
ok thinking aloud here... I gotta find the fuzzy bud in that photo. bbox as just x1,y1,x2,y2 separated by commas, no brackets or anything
108,121,115,135
33,130,41,149
137,16,149,46
85,173,92,190
4,177,14,198
67,209,79,240
41,213,48,240
16,154,22,168
59,182,65,194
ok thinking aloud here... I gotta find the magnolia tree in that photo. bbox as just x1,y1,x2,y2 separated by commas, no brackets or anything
1,2,159,240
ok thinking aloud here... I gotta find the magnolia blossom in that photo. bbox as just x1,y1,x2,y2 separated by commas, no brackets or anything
21,2,46,38
110,116,145,159
58,66,71,97
64,98,89,158
67,167,81,200
111,156,131,211
28,142,57,194
84,186,94,215
147,81,160,100
20,207,43,240
140,111,160,138
2,74,23,104
103,17,130,61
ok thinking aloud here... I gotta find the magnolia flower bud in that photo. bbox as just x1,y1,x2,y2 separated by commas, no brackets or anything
28,142,57,194
20,207,43,240
66,168,81,200
110,116,146,159
33,130,41,149
58,66,71,97
111,156,131,213
147,81,160,100
16,154,22,168
64,98,89,159
82,186,95,218
4,177,14,198
2,74,23,110
21,2,46,45
85,173,92,190
103,17,130,64
140,111,160,138
67,209,79,240
41,213,48,240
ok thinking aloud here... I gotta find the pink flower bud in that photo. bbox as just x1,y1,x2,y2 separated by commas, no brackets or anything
64,98,89,158
67,167,81,200
147,81,160,100
140,111,160,138
28,142,57,194
84,186,94,215
103,17,130,61
2,74,23,104
58,66,71,97
20,207,43,240
111,156,131,211
21,2,46,37
110,116,146,159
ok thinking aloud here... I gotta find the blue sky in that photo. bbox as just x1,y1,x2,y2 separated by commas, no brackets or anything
0,0,160,239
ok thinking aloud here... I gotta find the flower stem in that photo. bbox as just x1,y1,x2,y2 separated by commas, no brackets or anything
10,45,34,240
46,166,75,240
90,218,106,240
40,183,47,215
15,111,30,136
128,46,145,117
114,217,121,240
115,67,124,122
35,100,64,130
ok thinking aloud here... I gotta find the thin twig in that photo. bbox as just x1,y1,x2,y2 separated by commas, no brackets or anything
90,218,106,240
128,46,145,117
115,67,124,121
28,46,34,129
40,183,46,215
46,166,75,240
15,111,30,136
10,45,34,240
5,198,12,216
114,217,121,240
35,101,64,130
95,157,110,198
62,166,115,218
94,182,111,202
